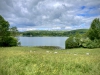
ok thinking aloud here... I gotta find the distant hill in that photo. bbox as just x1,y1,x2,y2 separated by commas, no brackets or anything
20,29,88,37
67,29,88,34
61,29,88,36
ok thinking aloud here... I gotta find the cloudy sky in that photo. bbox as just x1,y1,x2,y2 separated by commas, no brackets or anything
0,0,100,31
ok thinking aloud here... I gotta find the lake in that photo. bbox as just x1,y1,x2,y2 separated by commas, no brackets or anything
18,37,68,49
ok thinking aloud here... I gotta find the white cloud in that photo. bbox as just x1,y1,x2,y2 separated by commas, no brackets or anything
18,27,37,31
65,26,72,30
53,2,63,8
42,15,49,19
26,28,37,31
52,27,61,30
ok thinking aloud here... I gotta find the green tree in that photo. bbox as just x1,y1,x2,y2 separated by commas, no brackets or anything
87,18,100,40
0,15,19,47
10,26,19,37
0,15,10,37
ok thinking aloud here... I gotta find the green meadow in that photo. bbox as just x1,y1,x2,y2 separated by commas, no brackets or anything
0,47,100,75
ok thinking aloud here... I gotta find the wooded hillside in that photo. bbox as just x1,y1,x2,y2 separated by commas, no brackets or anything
21,29,88,37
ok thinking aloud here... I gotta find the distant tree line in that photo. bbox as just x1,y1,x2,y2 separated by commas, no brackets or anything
21,29,88,37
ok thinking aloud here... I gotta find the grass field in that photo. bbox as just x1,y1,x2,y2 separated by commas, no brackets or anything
0,47,100,75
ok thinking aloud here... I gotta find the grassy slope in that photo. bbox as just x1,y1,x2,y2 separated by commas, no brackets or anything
0,47,100,75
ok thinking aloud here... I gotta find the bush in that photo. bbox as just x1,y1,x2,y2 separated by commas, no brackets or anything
81,38,100,49
65,18,100,49
65,36,100,49
82,39,95,48
65,36,79,49
0,37,19,47
7,37,19,47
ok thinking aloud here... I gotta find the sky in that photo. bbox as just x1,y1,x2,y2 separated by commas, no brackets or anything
0,0,100,31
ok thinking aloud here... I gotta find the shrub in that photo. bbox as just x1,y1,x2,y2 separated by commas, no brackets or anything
7,37,19,47
93,39,100,48
81,38,99,49
0,37,19,47
65,36,79,49
65,18,100,49
65,36,100,49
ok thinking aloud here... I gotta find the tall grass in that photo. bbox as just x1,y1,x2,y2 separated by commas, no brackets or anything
0,47,100,75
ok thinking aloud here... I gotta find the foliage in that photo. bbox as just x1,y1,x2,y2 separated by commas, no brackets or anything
21,29,88,37
0,15,19,47
81,38,97,48
65,35,100,49
0,15,10,37
6,37,19,46
0,36,19,47
0,47,100,75
65,18,100,49
65,33,84,49
65,36,79,49
10,26,19,37
85,18,100,48
87,18,100,40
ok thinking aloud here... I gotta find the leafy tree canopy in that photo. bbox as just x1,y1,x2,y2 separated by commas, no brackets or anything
0,15,10,37
87,18,100,40
0,15,19,47
10,26,19,37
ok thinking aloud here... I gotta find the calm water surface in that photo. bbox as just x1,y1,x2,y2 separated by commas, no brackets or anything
19,37,68,49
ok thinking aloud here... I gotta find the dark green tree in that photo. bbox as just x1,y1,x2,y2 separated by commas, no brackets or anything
0,15,19,47
0,15,10,37
87,18,100,40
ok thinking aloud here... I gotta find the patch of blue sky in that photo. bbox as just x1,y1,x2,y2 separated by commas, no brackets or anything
80,6,86,10
89,6,98,10
77,13,99,17
80,5,99,11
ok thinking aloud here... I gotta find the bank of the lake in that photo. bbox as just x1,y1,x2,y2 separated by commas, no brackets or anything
0,47,100,75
